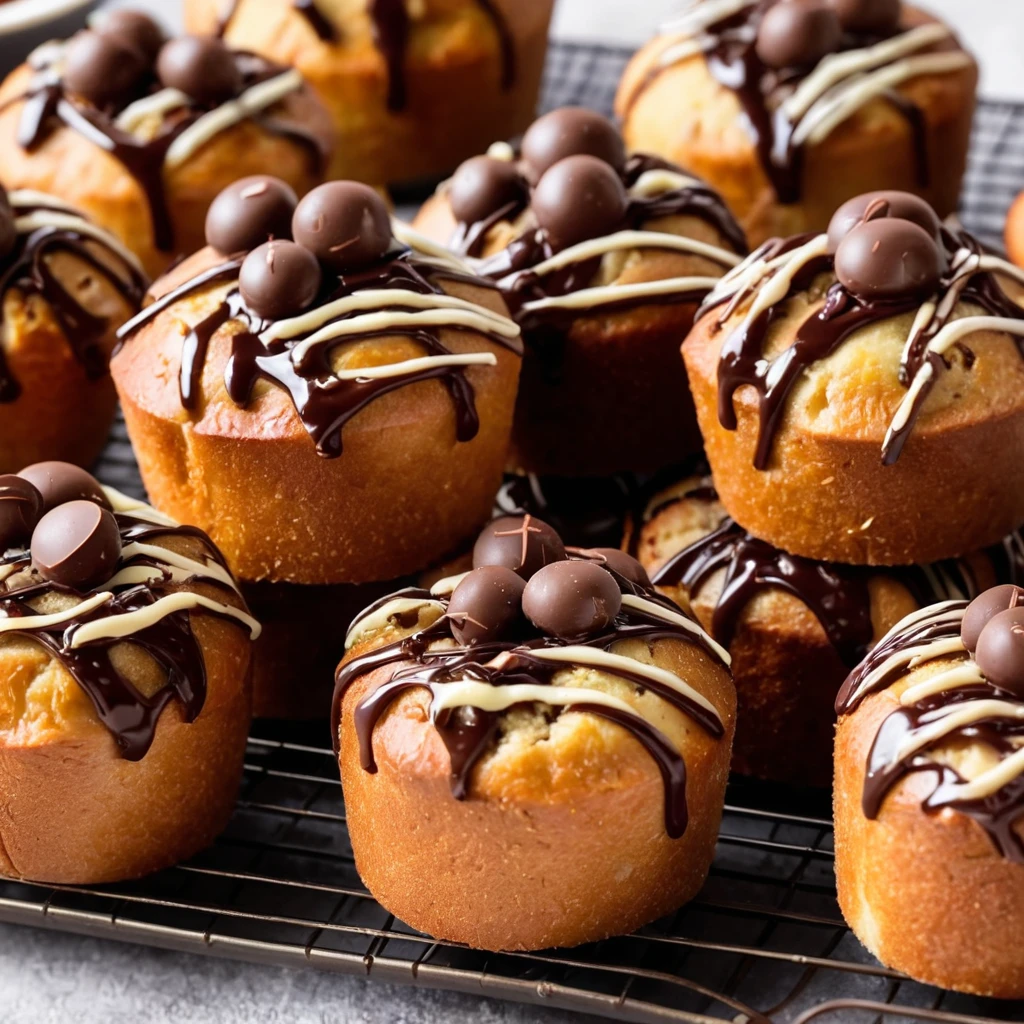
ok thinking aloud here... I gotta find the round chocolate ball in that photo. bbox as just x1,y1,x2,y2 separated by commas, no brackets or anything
975,607,1024,696
522,560,623,641
521,107,627,183
95,9,166,62
239,240,322,321
825,0,901,33
449,156,525,226
589,548,651,589
962,585,1024,653
18,462,109,513
473,515,567,580
205,176,298,255
156,36,242,106
532,155,628,252
827,190,943,252
291,182,392,274
62,30,149,108
446,565,526,646
755,1,842,69
0,475,43,551
31,500,122,591
834,218,944,301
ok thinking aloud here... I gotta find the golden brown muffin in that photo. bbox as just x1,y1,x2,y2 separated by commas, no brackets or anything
617,2,977,246
684,190,1024,565
112,179,522,585
0,464,258,884
336,516,736,951
629,472,1024,785
0,13,334,276
185,0,554,186
414,108,748,476
835,593,1024,998
0,189,146,473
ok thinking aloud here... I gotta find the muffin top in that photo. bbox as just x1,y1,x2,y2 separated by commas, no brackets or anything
837,587,1024,861
618,1,974,202
337,513,734,838
689,190,1024,467
0,461,259,759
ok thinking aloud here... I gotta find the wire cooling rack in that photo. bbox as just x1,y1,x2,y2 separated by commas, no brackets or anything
2,39,1024,1024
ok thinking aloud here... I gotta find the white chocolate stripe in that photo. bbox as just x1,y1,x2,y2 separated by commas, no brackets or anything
391,221,471,269
938,745,1024,803
0,592,112,632
745,235,830,324
629,169,703,197
331,351,497,381
13,210,145,275
486,141,515,162
620,593,731,666
519,276,722,315
658,0,756,40
344,597,445,650
430,572,470,597
165,69,304,170
115,87,190,134
9,190,78,214
907,636,970,669
895,699,1024,763
654,38,707,71
103,486,178,525
899,662,986,707
117,541,239,592
429,680,642,721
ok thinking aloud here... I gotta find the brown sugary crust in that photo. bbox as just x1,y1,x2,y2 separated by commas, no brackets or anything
111,247,522,585
0,64,335,277
615,7,977,246
835,688,1024,998
0,609,252,885
185,0,554,186
338,633,736,951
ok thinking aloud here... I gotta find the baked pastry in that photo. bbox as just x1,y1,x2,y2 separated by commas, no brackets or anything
616,1,977,246
0,461,259,884
414,108,748,475
835,589,1024,997
684,190,1024,565
184,0,554,186
0,10,334,276
0,187,145,473
335,515,736,951
112,178,522,585
630,471,1024,785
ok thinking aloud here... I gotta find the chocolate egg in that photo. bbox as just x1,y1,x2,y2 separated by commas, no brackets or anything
31,500,122,591
205,176,298,255
447,565,526,645
62,30,149,108
291,182,392,273
449,156,525,226
239,240,322,321
522,560,622,641
825,0,901,33
532,155,628,252
834,218,944,301
962,585,1024,653
95,10,166,62
473,515,566,580
156,36,242,106
827,190,943,252
0,475,43,550
589,548,651,589
755,1,842,69
521,107,627,182
975,607,1024,696
18,462,109,513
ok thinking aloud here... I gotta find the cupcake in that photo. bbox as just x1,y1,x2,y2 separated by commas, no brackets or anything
185,0,555,186
0,9,334,276
835,589,1024,997
414,108,747,476
0,187,146,473
684,190,1024,565
616,1,977,246
0,461,259,883
629,471,1024,785
335,515,736,951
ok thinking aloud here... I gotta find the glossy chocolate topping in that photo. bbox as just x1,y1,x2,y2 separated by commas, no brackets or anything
205,175,298,256
31,500,122,590
472,514,566,579
827,0,901,32
754,1,842,70
961,584,1023,653
291,182,392,272
520,107,627,181
96,9,166,62
63,30,149,108
157,35,242,106
834,217,944,300
0,475,42,550
446,565,525,645
334,516,731,838
19,460,111,512
239,239,322,320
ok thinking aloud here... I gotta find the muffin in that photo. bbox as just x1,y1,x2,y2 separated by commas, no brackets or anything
617,1,977,246
0,187,146,473
336,515,736,951
629,471,1024,785
0,461,259,884
112,177,522,586
684,190,1024,565
414,108,747,475
835,588,1024,997
0,9,334,276
185,0,555,186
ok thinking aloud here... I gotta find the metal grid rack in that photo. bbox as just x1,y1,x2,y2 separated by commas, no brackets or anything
2,39,1024,1024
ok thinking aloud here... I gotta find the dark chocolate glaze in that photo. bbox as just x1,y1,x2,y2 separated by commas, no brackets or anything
294,0,338,40
117,248,521,458
334,559,728,838
0,509,245,761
